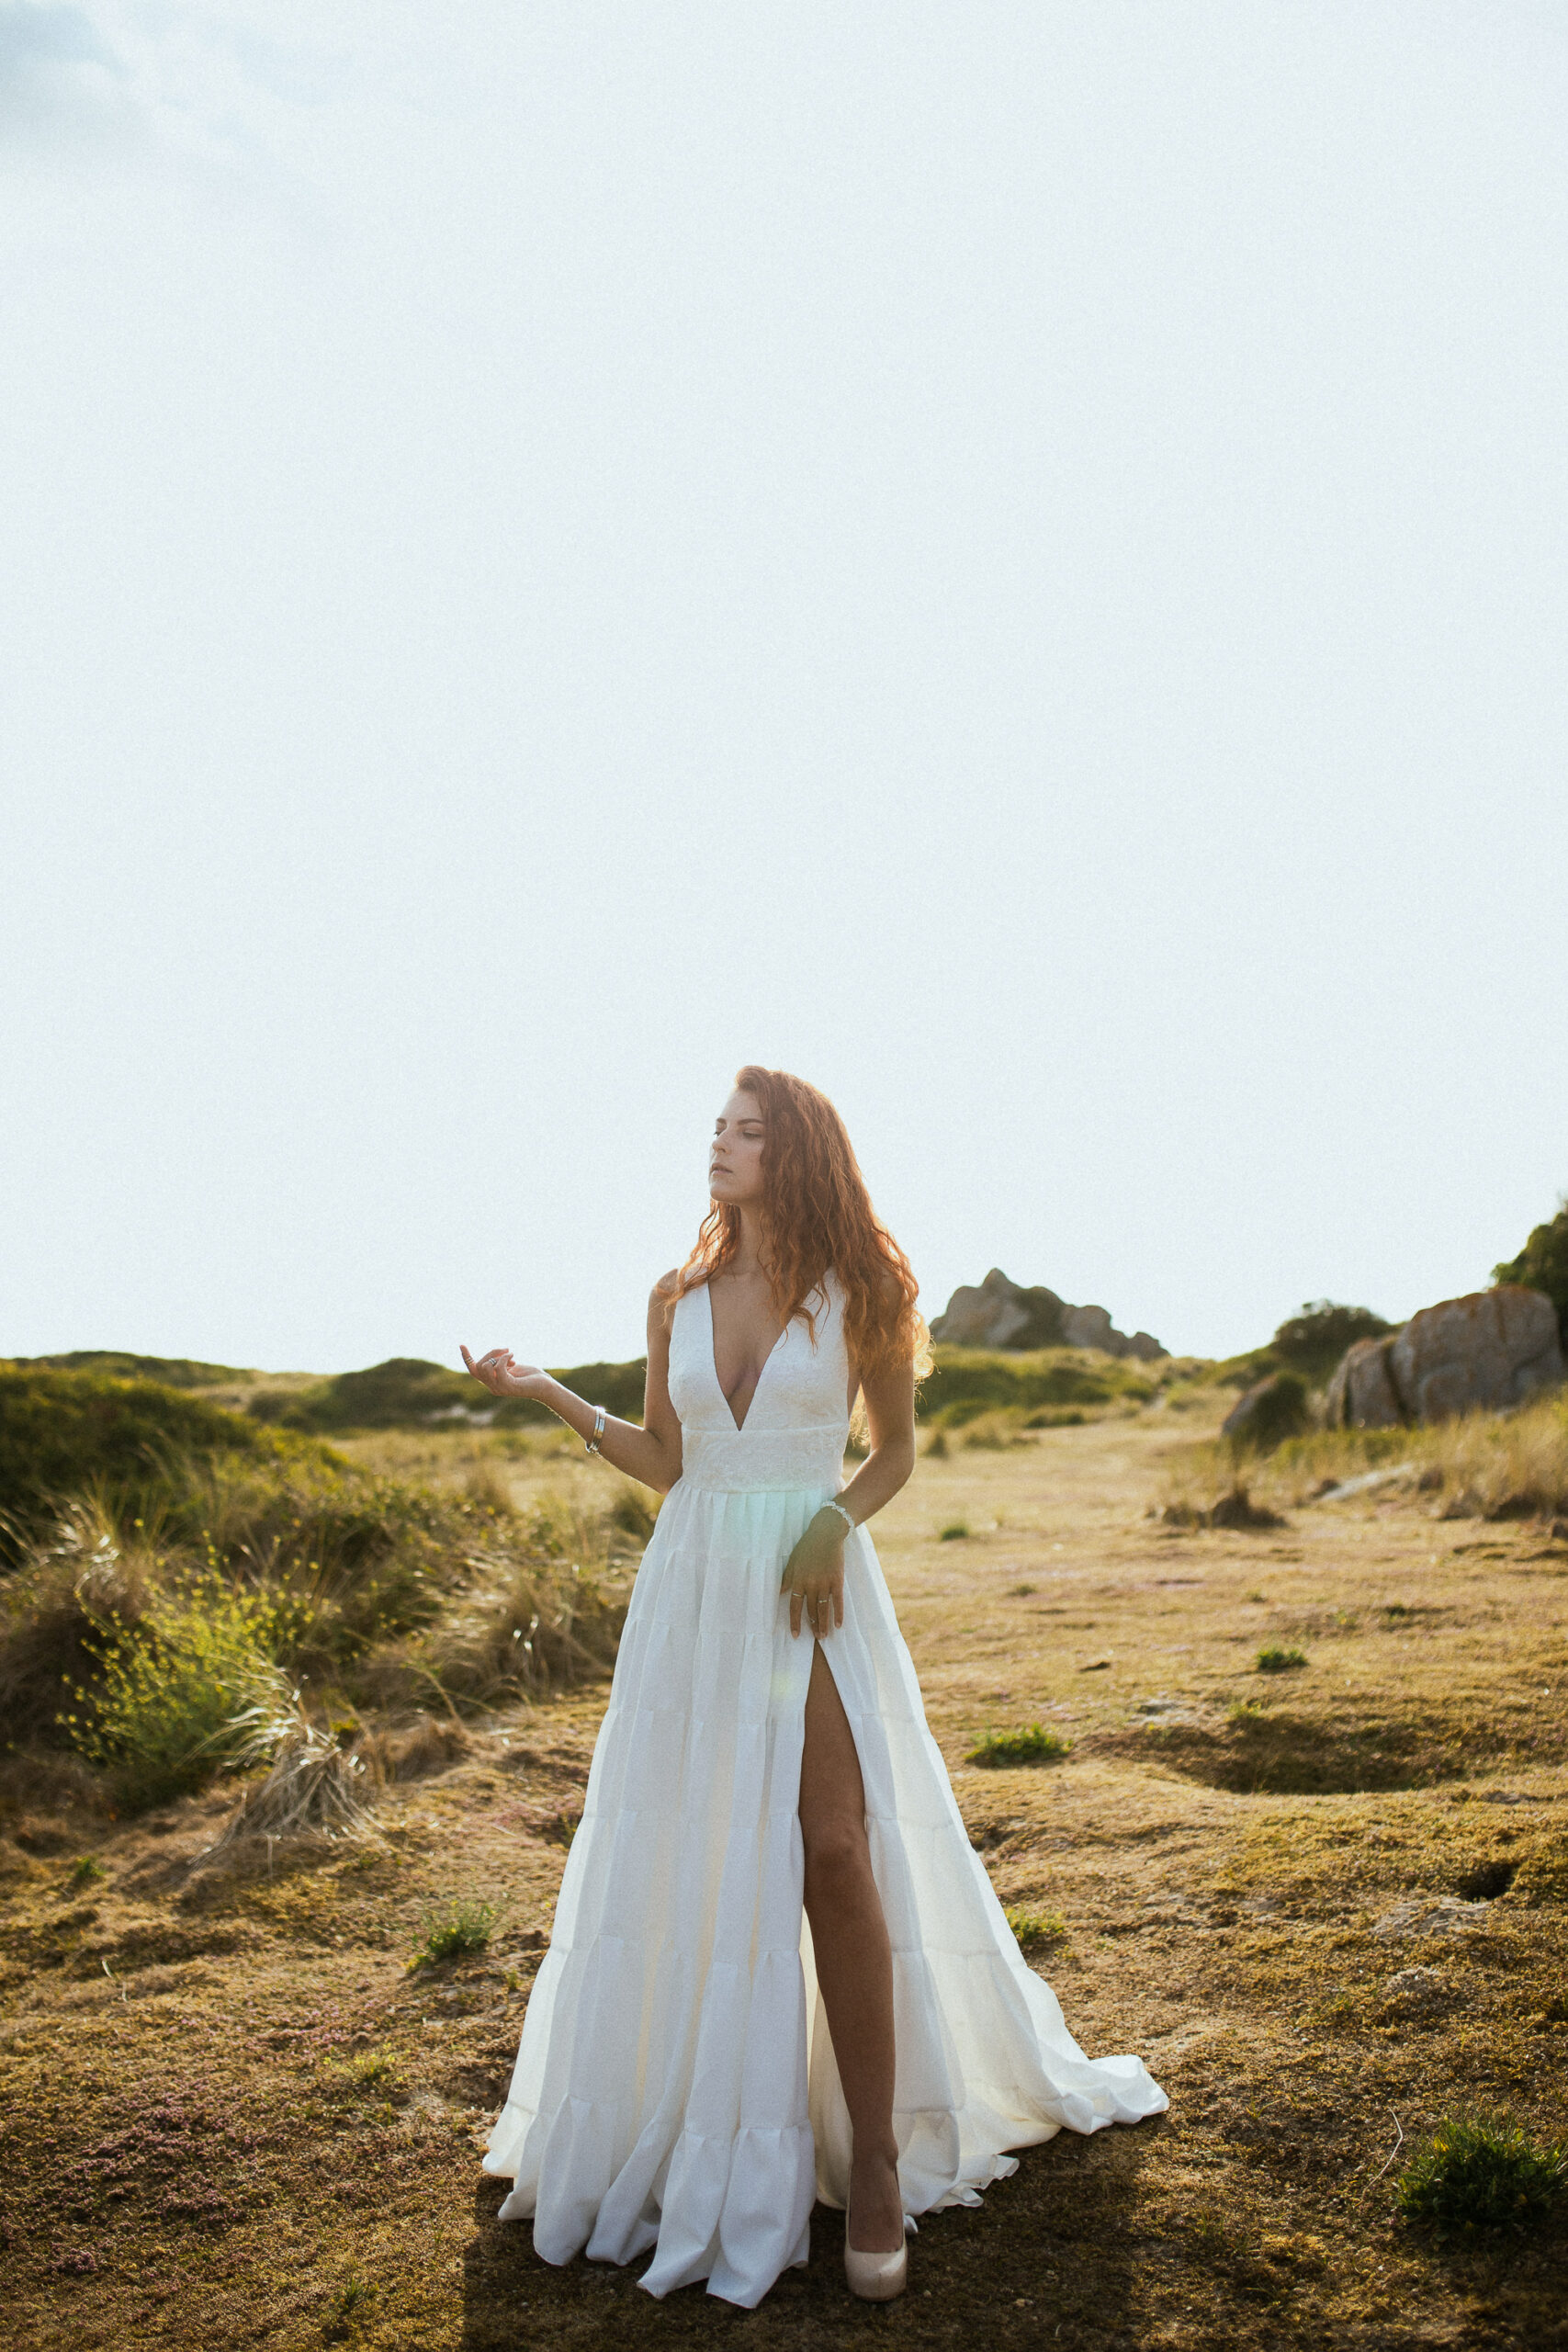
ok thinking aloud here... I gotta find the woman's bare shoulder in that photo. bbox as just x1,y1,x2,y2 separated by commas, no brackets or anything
648,1271,687,1330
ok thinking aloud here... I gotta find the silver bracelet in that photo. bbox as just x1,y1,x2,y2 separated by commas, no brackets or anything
821,1498,855,1535
585,1406,605,1455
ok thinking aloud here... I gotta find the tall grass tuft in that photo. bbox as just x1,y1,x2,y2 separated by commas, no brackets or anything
411,1897,499,1967
1395,2113,1566,2232
358,1504,626,1713
197,1678,380,1860
0,1498,156,1747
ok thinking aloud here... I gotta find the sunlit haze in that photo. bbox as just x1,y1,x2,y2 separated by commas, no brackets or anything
5,2,1566,1372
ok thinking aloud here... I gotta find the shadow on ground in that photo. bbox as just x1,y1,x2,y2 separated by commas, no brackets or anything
461,2123,1164,2351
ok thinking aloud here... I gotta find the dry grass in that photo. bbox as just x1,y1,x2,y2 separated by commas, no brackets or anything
355,1553,625,1715
3,1410,1566,2349
1162,1388,1568,1525
0,1498,156,1745
196,1683,381,1863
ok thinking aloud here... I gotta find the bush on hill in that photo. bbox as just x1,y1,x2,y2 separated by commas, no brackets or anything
917,1346,1155,1429
249,1355,649,1433
1204,1301,1394,1392
1495,1198,1568,1350
1268,1303,1394,1385
11,1351,254,1388
0,1366,334,1563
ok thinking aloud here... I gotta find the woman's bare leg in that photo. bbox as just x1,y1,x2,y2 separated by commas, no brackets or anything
798,1639,903,2253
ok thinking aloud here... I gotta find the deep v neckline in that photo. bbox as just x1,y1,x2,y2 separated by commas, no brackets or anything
704,1281,789,1434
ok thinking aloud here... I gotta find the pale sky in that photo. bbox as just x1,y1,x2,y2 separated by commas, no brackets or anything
4,2,1566,1374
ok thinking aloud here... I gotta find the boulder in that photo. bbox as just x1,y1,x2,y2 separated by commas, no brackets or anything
1388,1286,1562,1423
931,1269,1165,1358
1324,1337,1404,1430
1221,1372,1311,1451
1323,1285,1563,1428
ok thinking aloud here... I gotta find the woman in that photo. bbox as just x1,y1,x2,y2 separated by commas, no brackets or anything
462,1067,1165,2309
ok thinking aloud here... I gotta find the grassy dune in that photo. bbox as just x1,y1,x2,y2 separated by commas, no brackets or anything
3,1389,1567,2348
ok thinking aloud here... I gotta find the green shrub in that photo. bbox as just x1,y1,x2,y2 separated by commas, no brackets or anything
0,1365,505,1662
345,2050,400,2086
59,1568,279,1810
412,1897,498,1966
1395,2113,1566,2231
1269,1303,1394,1385
1495,1197,1568,1351
1256,1645,1308,1673
968,1724,1072,1767
1005,1905,1066,1945
939,1521,969,1542
107,1449,496,1682
1207,1302,1394,1392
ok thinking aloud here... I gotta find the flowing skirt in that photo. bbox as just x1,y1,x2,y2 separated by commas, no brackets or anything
482,1477,1166,2307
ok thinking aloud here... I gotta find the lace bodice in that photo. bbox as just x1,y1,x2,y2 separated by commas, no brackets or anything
667,1274,851,1494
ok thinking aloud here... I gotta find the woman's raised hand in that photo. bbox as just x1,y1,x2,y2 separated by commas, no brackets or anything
460,1345,548,1400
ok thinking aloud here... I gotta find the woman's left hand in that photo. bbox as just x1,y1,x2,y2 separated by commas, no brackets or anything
782,1512,847,1639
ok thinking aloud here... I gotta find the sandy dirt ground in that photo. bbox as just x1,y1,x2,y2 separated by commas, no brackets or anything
4,1405,1566,2350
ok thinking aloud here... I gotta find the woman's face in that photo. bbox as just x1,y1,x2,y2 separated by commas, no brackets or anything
709,1090,767,1207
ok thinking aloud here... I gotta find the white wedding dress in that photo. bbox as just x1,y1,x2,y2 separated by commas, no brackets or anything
483,1274,1166,2306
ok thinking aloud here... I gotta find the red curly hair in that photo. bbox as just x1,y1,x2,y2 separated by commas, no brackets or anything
665,1067,930,1381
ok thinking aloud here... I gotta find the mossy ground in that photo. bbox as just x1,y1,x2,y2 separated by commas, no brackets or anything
5,1403,1567,2349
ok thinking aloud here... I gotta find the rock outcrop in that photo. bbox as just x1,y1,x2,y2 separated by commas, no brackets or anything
1324,1285,1563,1428
1323,1337,1405,1430
1390,1286,1562,1421
930,1268,1166,1360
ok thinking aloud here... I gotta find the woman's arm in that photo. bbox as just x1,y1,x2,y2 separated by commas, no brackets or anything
780,1354,917,1638
460,1283,684,1493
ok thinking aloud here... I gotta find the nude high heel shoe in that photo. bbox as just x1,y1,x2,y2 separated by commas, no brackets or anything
843,2207,909,2302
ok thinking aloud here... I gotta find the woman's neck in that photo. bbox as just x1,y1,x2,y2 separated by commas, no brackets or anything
728,1205,771,1281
